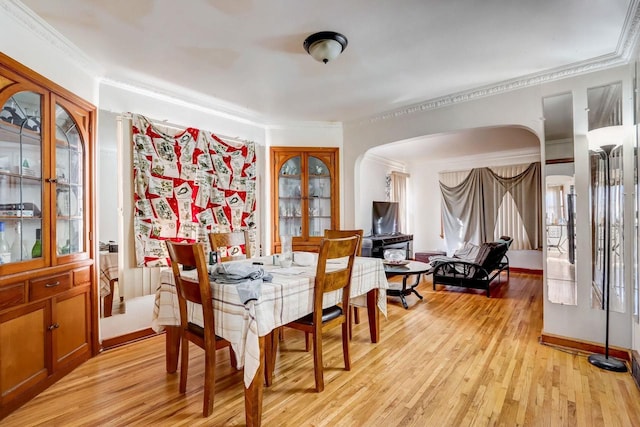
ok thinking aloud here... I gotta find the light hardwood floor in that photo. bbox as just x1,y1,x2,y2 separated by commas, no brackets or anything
5,272,640,426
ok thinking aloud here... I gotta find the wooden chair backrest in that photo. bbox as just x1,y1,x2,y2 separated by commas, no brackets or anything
324,229,364,256
209,230,252,262
166,241,214,332
313,236,360,324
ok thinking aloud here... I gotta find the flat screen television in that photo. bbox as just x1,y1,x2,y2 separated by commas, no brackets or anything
372,201,399,236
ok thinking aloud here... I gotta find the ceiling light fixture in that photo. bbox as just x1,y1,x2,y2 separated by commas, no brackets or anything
303,31,348,64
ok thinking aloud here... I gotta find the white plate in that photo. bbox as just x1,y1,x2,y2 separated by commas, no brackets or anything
383,260,410,266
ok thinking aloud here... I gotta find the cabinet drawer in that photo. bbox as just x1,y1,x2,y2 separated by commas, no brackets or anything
73,267,91,286
0,283,26,310
30,273,72,301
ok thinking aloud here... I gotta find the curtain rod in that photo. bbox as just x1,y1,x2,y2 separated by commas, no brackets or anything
119,113,252,144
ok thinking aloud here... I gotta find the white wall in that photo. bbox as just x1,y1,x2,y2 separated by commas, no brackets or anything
264,124,343,251
345,64,636,350
97,111,118,243
356,153,406,235
358,137,541,268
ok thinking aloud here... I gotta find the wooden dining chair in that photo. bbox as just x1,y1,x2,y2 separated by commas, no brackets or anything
165,240,236,417
324,229,364,340
284,235,360,392
209,230,252,261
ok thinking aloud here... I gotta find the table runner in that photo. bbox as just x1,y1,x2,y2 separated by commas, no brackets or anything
151,256,389,387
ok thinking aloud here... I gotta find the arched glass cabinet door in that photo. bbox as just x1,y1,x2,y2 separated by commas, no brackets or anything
307,156,332,237
0,90,44,265
278,155,302,238
54,102,85,257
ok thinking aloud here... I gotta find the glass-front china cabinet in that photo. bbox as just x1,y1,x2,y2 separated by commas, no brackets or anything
271,147,339,253
0,53,96,420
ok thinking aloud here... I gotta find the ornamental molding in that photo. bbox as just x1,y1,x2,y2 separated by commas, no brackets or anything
352,0,640,127
4,0,102,76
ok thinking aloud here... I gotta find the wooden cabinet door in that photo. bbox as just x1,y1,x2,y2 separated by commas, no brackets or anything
52,286,90,370
0,300,49,406
271,147,339,253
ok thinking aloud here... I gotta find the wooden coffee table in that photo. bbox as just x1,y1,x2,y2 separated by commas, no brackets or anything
383,260,433,309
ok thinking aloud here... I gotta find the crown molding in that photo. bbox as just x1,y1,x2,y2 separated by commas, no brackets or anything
354,53,630,127
99,77,267,128
351,0,640,127
4,0,103,76
363,152,407,171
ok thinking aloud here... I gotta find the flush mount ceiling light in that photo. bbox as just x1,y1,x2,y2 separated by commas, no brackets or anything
303,31,348,64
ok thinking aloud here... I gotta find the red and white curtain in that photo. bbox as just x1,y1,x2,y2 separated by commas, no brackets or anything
131,114,256,267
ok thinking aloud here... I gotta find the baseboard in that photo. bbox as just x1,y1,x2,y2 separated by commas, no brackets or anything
540,332,630,361
632,350,640,390
510,267,543,275
101,328,160,351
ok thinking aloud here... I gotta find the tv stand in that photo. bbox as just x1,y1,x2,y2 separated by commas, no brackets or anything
362,234,413,260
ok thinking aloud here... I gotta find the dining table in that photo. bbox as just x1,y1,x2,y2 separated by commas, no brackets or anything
99,251,119,317
151,255,389,426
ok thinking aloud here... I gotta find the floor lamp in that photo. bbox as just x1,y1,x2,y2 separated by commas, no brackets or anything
587,125,627,373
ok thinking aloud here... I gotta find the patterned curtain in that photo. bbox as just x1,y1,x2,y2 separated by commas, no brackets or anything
131,114,256,267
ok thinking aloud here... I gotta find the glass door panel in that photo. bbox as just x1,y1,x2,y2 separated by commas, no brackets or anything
0,91,43,263
278,156,302,237
55,104,84,256
307,156,331,237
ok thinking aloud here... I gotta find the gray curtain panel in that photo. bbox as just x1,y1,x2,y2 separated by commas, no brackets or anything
440,163,541,253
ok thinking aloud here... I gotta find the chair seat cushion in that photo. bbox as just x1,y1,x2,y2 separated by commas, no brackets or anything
293,305,343,325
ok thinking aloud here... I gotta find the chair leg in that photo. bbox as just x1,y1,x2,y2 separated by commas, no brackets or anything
202,342,215,417
179,337,189,394
342,321,350,371
348,306,358,341
353,306,360,324
312,329,324,392
305,332,311,352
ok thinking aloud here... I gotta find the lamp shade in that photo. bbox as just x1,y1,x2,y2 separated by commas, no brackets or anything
303,31,348,64
587,125,625,151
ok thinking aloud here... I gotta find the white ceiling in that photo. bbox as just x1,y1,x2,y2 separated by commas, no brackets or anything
18,0,635,126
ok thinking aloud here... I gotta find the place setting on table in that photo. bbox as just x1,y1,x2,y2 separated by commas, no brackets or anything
151,236,389,426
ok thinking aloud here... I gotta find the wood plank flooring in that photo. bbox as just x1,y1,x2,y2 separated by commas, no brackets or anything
5,272,640,426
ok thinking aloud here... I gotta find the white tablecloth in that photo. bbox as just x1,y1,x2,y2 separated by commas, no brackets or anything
151,256,389,387
99,251,118,298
